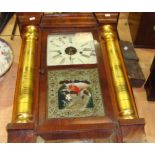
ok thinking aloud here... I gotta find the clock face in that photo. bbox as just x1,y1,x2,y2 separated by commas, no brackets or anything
47,32,97,66
0,39,13,77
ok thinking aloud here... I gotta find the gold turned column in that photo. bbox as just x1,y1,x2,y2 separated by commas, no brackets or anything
102,25,137,119
16,26,38,123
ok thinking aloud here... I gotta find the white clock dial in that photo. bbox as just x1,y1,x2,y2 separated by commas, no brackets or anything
47,32,97,66
0,39,13,77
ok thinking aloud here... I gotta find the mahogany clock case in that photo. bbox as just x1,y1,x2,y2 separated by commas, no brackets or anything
37,26,119,141
7,13,145,143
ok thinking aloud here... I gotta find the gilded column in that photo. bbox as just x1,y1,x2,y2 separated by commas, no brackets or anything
102,25,137,119
16,26,38,123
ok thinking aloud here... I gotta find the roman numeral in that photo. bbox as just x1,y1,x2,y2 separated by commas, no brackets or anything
48,50,61,53
80,53,90,58
83,48,91,51
70,57,75,64
78,58,84,63
50,42,60,47
68,37,72,43
59,37,65,44
90,52,96,56
60,58,66,64
80,42,89,47
52,53,62,59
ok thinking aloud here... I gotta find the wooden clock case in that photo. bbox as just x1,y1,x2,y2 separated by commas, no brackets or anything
7,13,145,143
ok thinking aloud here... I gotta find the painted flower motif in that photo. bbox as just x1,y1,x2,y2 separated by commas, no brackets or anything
68,85,81,94
58,81,94,109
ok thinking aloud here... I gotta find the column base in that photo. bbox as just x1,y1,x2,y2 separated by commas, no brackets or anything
7,123,36,143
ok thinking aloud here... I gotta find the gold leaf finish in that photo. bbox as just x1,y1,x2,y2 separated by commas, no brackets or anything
102,25,137,119
16,26,38,123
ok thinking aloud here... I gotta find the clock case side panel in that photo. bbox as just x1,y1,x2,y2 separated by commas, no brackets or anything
114,29,146,142
7,25,42,143
6,38,35,142
98,25,146,142
37,27,119,141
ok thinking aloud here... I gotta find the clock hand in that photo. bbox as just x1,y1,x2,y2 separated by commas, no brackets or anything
70,54,71,64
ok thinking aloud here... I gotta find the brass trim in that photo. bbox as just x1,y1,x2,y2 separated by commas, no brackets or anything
16,25,38,123
102,25,137,119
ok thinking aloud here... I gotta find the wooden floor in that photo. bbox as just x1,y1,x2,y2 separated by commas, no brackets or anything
0,13,155,143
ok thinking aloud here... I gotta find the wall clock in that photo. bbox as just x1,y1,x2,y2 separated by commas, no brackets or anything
0,38,13,77
7,13,146,143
